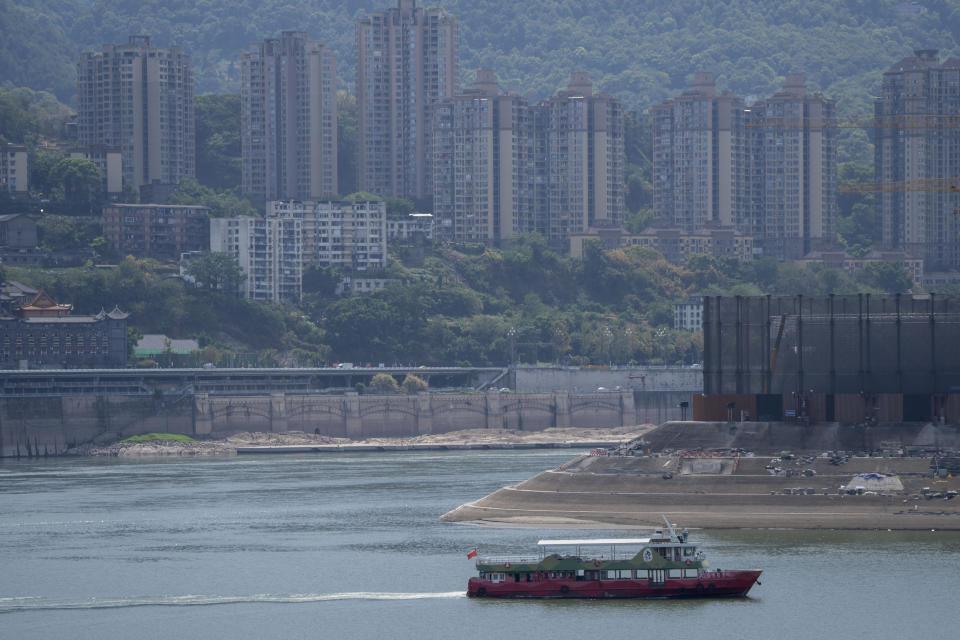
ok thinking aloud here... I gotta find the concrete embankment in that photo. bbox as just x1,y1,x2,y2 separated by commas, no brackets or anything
442,421,960,530
235,441,620,454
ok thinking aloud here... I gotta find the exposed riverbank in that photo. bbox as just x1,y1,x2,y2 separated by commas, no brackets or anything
441,421,960,530
71,426,650,457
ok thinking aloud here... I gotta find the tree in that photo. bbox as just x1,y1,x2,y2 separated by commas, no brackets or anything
337,91,357,196
0,89,39,143
195,93,242,191
49,157,102,214
401,374,428,394
370,373,400,393
185,252,246,293
859,261,915,293
168,179,256,218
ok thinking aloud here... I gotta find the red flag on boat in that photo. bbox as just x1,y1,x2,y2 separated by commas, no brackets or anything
466,548,478,559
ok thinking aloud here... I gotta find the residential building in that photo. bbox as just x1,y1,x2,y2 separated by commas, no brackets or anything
433,70,534,243
77,36,195,190
535,72,625,245
653,72,746,233
268,199,387,270
674,297,704,332
653,72,838,260
0,143,28,196
241,31,337,201
796,249,924,287
69,145,123,197
748,73,837,259
102,203,210,260
433,71,624,248
569,224,754,263
387,213,434,241
0,213,37,249
356,0,458,200
335,276,398,296
210,216,303,303
0,213,42,267
875,49,960,270
0,288,128,369
922,271,960,290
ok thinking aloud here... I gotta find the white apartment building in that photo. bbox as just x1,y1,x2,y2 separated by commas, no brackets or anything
210,216,303,303
674,297,704,332
269,200,387,270
0,143,28,196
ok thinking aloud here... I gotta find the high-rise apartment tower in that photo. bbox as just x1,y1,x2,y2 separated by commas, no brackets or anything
535,72,625,243
433,70,534,243
356,0,458,201
241,31,338,201
875,50,960,269
653,72,837,260
77,36,195,190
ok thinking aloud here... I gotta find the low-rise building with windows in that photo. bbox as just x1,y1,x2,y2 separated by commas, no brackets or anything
0,143,28,196
102,203,211,260
797,250,923,287
570,224,754,263
674,296,704,332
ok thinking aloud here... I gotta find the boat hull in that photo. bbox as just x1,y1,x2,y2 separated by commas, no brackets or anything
467,570,762,599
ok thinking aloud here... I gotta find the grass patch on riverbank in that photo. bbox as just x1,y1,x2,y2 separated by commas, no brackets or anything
122,433,195,443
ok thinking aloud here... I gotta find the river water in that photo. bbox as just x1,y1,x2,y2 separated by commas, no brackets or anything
1,450,958,640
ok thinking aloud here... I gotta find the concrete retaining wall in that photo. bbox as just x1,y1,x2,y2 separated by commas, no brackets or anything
0,389,658,457
513,365,702,393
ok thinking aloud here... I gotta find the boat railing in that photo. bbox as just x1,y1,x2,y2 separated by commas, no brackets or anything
479,551,643,564
477,555,539,565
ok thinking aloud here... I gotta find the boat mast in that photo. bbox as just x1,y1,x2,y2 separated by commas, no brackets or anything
662,515,679,541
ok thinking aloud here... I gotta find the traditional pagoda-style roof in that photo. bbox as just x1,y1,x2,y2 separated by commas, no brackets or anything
15,290,73,318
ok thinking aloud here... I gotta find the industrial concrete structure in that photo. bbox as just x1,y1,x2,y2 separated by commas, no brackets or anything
701,294,960,422
356,0,458,200
77,36,195,190
875,49,960,270
241,31,337,201
210,215,303,303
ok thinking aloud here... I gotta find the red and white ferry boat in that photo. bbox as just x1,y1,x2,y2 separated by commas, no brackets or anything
467,518,761,599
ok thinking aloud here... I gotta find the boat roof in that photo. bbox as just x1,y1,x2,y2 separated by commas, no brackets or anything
537,538,652,546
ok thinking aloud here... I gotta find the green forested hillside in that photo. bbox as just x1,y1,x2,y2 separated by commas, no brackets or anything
3,1,959,157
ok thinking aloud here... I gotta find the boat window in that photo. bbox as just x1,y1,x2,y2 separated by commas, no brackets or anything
668,569,682,579
683,569,699,578
635,569,648,579
616,570,632,579
605,570,616,580
683,547,694,556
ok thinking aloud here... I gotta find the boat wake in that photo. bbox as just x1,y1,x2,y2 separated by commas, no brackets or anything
0,591,466,613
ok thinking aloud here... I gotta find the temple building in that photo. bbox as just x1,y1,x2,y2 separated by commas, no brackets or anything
0,286,129,369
